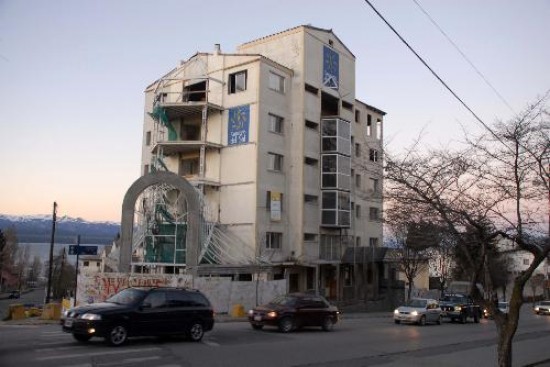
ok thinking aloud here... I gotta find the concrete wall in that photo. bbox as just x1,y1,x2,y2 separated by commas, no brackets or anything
76,273,286,313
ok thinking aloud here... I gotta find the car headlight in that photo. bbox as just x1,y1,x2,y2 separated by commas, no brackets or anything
534,306,540,311
248,309,254,317
394,309,399,314
454,306,462,311
80,313,102,321
266,311,277,318
411,310,418,316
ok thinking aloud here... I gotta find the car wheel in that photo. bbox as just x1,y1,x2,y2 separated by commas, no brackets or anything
321,316,334,331
73,334,92,342
436,315,442,325
188,322,204,342
278,317,294,333
251,324,264,330
394,319,401,324
460,313,467,324
418,315,426,326
107,325,128,346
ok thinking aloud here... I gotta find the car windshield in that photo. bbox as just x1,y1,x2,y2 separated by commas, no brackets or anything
406,299,427,308
106,288,146,305
539,301,550,306
269,295,298,306
441,296,465,303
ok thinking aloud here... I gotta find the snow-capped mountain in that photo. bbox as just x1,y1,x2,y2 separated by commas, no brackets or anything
0,214,120,244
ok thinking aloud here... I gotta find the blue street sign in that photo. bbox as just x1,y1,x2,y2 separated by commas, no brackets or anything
68,245,98,255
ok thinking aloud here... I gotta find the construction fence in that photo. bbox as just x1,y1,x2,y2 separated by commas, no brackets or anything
76,273,286,314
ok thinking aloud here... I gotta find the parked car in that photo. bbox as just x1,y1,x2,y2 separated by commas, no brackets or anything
483,301,509,318
61,287,214,346
533,301,550,315
8,290,20,299
440,293,481,323
393,298,442,325
248,293,339,333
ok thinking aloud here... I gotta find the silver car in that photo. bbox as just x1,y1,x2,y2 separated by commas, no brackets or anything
394,298,442,326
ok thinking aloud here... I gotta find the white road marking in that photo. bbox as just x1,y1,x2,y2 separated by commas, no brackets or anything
203,340,220,347
97,356,162,366
34,347,162,361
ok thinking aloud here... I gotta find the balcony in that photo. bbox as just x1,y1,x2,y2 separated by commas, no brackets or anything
152,140,222,156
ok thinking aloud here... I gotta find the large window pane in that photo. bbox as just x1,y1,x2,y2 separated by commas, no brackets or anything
322,119,337,136
322,191,337,209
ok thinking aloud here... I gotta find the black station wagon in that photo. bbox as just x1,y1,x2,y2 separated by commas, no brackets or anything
61,287,214,346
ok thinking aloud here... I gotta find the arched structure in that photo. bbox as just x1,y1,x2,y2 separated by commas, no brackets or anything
119,171,200,276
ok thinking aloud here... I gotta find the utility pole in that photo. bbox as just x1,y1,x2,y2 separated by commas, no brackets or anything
74,235,80,306
46,202,57,304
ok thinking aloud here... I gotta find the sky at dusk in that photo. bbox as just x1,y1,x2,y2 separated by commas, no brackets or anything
0,0,549,222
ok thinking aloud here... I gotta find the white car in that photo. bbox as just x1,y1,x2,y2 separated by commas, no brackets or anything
394,298,442,326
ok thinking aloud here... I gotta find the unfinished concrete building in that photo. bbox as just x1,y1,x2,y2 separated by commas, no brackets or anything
135,25,385,301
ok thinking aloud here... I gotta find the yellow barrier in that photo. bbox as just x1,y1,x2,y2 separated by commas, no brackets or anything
41,303,62,320
230,304,246,318
8,304,26,320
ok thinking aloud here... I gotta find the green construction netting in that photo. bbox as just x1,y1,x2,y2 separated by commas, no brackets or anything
149,105,177,141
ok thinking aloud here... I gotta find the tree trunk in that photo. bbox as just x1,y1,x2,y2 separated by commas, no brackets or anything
496,320,513,367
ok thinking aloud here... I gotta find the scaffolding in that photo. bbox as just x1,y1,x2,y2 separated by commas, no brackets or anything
131,56,257,272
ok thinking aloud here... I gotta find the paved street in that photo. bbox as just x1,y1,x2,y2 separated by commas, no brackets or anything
1,305,549,367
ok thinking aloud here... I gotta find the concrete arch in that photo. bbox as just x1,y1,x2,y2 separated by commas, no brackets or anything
119,171,200,275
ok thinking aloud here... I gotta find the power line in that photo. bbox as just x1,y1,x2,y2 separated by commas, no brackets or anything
362,0,508,148
411,0,516,115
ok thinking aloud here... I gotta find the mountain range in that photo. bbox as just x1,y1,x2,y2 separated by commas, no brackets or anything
0,214,120,244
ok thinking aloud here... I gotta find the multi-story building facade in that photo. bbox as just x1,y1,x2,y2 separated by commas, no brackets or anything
139,25,384,300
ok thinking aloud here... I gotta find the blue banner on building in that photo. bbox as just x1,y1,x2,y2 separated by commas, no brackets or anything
323,46,339,89
228,105,250,145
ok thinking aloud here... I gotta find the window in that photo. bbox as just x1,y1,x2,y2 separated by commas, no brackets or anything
266,191,284,211
305,83,319,95
355,174,361,188
269,72,285,93
304,194,318,203
304,233,317,241
355,143,361,157
369,237,379,247
268,113,284,134
266,232,282,249
268,153,283,171
369,178,380,193
369,207,380,221
143,291,167,309
229,70,247,94
304,157,318,166
305,119,319,130
342,100,353,111
367,114,372,136
355,205,361,218
146,131,151,146
369,149,379,162
180,158,199,176
376,119,382,140
83,261,89,267
355,110,360,123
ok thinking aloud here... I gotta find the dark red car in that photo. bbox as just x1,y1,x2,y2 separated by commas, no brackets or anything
248,293,339,333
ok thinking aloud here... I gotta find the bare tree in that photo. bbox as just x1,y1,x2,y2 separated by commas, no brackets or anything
15,245,30,292
384,95,550,367
0,227,19,291
528,273,545,303
386,218,434,302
